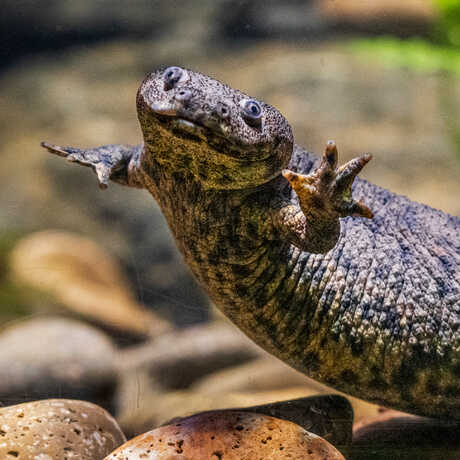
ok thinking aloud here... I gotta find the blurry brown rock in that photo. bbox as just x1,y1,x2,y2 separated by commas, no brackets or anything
119,386,353,446
118,321,261,393
0,0,219,71
117,338,380,438
320,0,435,22
106,410,345,459
116,321,263,424
164,395,353,449
118,387,343,439
232,395,353,448
350,409,460,460
193,356,383,423
193,356,327,394
10,230,171,339
0,316,117,410
0,399,125,459
216,0,435,44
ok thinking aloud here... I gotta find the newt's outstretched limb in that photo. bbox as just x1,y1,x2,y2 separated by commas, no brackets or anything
41,142,143,189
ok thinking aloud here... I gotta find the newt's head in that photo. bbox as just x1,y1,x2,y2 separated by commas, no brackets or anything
136,66,293,189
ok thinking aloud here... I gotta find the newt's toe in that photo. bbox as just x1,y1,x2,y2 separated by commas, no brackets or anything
40,141,70,158
324,140,339,169
336,153,372,193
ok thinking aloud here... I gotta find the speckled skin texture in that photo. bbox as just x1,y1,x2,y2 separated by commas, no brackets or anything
42,67,460,419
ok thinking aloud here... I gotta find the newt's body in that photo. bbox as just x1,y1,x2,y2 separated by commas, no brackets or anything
42,67,459,419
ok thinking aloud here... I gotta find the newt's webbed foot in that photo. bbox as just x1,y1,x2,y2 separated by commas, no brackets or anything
274,141,372,254
282,141,373,221
41,142,143,189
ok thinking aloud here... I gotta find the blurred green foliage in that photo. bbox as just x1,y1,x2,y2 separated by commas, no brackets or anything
435,0,460,47
350,1,460,75
0,233,35,323
350,37,460,74
350,1,460,160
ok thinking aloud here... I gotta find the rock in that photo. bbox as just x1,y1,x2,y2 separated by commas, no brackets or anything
118,321,261,393
0,317,117,410
192,356,382,423
190,359,354,446
0,0,218,70
106,410,345,459
350,409,460,460
0,399,125,459
215,0,434,43
193,356,327,394
320,0,434,22
164,395,353,449
0,0,436,73
10,230,172,340
118,387,343,439
232,395,353,448
116,321,262,422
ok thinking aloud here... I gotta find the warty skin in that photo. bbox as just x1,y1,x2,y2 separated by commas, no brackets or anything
42,67,460,419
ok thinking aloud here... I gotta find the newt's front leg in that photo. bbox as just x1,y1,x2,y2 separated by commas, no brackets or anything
273,141,373,254
40,142,144,189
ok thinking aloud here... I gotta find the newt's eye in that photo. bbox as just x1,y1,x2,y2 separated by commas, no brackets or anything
163,66,188,91
240,99,262,127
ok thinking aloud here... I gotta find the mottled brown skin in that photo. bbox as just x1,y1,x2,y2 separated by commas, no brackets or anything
42,67,460,419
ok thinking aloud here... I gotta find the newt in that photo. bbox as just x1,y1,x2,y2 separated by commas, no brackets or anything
42,66,460,419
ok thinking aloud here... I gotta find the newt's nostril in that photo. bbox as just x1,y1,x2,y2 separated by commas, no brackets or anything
215,102,230,120
175,88,192,103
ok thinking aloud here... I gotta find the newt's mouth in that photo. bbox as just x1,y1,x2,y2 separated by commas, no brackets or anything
149,103,258,158
147,98,272,162
151,103,226,139
151,112,226,148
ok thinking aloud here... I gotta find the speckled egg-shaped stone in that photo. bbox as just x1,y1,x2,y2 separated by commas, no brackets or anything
105,410,345,459
0,399,126,459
